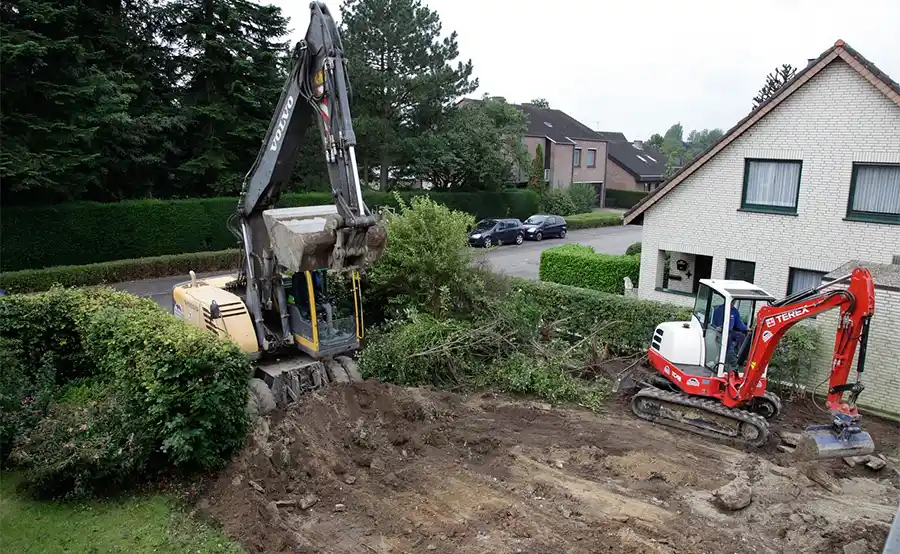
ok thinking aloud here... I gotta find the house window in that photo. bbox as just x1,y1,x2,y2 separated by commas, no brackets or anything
587,149,597,168
741,158,802,214
787,268,826,295
725,259,756,283
846,163,900,224
573,148,582,167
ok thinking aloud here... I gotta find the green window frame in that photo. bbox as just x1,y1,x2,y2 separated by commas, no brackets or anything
740,158,803,215
845,162,900,225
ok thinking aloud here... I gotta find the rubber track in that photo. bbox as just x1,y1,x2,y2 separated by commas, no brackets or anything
631,387,770,448
757,390,783,419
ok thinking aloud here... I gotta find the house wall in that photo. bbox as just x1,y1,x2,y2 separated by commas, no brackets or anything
549,142,575,189
634,58,900,414
606,159,641,190
572,139,607,185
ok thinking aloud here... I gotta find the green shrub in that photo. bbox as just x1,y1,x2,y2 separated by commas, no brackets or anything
625,242,642,256
1,190,539,272
1,287,252,497
0,250,240,294
768,324,821,396
0,339,57,467
568,183,598,214
540,189,577,216
539,244,640,295
564,212,622,229
604,189,648,209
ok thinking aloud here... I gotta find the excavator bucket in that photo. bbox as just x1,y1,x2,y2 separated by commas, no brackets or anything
263,206,387,273
793,413,875,461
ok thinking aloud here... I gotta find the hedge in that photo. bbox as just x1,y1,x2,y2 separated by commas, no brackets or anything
1,189,539,272
604,189,648,209
539,244,639,295
0,288,252,496
0,250,241,294
565,212,623,229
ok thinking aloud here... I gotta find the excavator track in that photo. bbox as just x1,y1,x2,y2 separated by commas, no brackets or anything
631,387,770,448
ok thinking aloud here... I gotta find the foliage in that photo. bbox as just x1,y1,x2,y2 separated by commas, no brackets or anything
647,134,664,149
646,123,724,178
412,96,528,190
768,324,821,397
368,194,484,319
0,340,57,467
0,472,244,552
0,190,538,271
540,189,577,216
564,212,623,229
340,0,477,190
753,63,798,110
539,244,640,295
0,250,241,294
567,183,598,214
625,242,642,256
603,189,648,209
529,98,550,108
528,144,548,198
0,288,252,497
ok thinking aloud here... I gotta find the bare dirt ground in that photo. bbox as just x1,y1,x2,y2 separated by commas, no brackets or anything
200,380,900,554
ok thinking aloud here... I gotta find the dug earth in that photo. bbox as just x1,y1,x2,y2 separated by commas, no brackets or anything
199,381,900,554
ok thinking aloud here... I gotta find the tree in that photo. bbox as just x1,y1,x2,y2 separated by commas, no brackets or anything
685,128,724,158
752,63,797,110
529,98,549,108
340,0,478,190
647,133,664,149
527,143,547,197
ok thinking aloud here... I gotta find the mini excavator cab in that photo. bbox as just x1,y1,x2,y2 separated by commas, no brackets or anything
283,268,364,359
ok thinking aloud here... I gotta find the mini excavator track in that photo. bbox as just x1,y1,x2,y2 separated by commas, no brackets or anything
631,387,770,448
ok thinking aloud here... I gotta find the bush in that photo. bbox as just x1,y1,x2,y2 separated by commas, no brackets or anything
625,242,642,256
0,190,539,272
540,189,577,216
604,189,648,209
539,244,640,295
0,250,240,294
0,287,252,497
567,183,598,214
564,212,622,229
768,324,821,397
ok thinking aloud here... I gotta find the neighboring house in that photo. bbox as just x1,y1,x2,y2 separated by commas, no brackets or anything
622,39,900,416
606,140,668,192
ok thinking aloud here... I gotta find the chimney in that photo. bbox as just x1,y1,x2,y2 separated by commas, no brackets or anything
807,58,816,65
633,140,643,149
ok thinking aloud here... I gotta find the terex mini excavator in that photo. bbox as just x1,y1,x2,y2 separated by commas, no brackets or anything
172,2,386,405
627,268,877,460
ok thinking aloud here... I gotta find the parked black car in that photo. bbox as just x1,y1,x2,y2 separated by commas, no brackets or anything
468,218,524,248
522,214,567,241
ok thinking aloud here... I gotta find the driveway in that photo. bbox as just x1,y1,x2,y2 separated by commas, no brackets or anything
114,225,642,309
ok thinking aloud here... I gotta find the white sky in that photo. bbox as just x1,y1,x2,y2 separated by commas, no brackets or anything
268,0,900,140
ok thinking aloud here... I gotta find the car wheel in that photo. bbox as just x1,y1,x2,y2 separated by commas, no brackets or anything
560,228,567,239
535,231,543,241
515,233,523,245
483,236,492,248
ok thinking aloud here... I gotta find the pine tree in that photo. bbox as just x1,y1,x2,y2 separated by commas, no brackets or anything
528,144,547,197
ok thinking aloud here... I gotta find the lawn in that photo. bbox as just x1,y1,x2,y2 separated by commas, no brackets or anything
0,473,244,553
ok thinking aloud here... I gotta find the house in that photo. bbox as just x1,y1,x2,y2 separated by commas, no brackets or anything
606,140,668,192
622,39,900,416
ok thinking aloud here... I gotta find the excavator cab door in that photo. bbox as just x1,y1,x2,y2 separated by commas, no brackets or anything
694,284,727,375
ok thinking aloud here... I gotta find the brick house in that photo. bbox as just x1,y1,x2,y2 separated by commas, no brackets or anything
622,40,900,416
606,140,668,192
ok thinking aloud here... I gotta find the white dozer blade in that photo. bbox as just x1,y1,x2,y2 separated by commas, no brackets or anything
262,205,387,273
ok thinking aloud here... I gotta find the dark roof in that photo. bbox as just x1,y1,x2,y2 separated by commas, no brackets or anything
516,103,602,144
607,141,667,181
596,131,628,142
823,260,900,291
623,39,900,225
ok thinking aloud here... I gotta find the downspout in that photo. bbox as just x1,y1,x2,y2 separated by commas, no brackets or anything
601,141,608,208
570,143,575,187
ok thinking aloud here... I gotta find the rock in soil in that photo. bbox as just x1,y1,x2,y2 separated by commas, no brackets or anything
299,494,319,510
842,538,869,554
713,474,752,510
806,465,842,494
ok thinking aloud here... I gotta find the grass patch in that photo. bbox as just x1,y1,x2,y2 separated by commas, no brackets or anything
0,473,244,553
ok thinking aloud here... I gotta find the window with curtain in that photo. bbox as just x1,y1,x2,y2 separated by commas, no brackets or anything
848,163,900,223
787,268,826,295
742,159,802,213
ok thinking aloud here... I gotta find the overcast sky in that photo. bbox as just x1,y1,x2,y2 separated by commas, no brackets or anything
268,0,900,141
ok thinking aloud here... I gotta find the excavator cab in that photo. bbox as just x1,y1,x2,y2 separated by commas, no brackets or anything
284,268,364,359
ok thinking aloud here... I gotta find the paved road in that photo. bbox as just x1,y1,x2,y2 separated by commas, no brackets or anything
114,225,642,308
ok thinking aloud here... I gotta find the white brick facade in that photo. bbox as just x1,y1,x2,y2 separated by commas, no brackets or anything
634,58,900,416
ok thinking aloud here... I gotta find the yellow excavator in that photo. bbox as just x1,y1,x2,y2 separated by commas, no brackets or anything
172,2,386,408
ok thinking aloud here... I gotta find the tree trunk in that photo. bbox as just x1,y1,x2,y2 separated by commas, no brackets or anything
379,150,390,191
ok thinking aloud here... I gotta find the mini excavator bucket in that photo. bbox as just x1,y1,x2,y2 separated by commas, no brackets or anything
794,413,875,461
263,206,387,273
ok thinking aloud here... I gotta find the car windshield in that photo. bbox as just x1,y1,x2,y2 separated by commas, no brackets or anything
474,219,496,230
524,216,546,225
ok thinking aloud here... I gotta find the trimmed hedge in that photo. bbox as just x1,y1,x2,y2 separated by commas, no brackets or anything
0,250,241,294
0,288,252,496
539,244,639,294
1,189,539,272
604,189,648,209
565,212,623,229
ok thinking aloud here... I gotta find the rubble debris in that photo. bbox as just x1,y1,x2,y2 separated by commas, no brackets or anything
805,466,842,494
300,494,319,510
842,538,869,554
712,474,752,511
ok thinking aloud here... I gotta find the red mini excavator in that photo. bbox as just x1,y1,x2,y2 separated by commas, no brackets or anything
629,267,876,460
